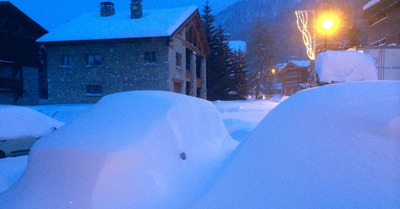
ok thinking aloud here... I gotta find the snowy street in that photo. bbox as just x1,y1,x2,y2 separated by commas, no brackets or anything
0,81,399,209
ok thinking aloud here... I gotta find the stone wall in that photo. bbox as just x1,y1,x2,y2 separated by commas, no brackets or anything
46,39,170,104
168,32,188,94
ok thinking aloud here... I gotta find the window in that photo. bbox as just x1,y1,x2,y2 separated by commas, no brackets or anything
144,52,156,64
176,52,183,69
86,85,102,96
62,55,73,67
86,54,102,66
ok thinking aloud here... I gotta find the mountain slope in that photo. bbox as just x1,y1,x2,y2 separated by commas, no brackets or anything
215,0,371,61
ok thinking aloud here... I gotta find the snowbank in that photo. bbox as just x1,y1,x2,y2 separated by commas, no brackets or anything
192,81,400,209
0,106,64,140
0,156,28,193
0,91,237,209
316,51,378,83
215,100,279,141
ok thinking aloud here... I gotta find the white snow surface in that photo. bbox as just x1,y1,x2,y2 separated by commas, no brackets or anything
291,60,310,67
1,82,399,208
191,81,400,209
37,6,197,42
0,106,64,140
0,91,238,209
316,51,378,83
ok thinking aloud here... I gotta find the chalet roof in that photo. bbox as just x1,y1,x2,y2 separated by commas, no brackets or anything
277,60,310,71
363,0,380,10
37,6,198,42
0,1,47,37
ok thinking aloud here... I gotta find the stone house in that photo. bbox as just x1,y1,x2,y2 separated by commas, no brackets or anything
0,1,47,105
37,1,210,104
278,60,310,96
363,0,400,47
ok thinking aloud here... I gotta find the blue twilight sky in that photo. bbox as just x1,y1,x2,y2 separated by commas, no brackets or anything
8,0,239,30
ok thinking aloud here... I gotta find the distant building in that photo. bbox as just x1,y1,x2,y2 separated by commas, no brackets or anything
363,0,400,47
357,46,400,80
37,2,209,104
278,60,310,96
0,2,47,105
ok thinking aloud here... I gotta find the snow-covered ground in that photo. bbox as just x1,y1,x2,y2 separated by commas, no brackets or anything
0,81,399,208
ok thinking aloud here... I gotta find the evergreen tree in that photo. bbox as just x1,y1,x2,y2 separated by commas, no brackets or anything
229,49,248,100
346,25,361,48
201,1,245,100
246,16,277,99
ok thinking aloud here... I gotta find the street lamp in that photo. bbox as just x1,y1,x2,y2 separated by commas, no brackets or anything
321,18,334,51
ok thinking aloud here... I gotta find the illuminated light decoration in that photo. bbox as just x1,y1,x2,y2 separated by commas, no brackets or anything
295,11,315,60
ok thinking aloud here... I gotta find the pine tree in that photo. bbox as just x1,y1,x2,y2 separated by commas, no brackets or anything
229,49,248,100
246,16,277,99
202,1,241,101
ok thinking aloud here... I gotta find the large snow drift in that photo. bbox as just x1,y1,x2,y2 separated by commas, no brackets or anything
0,91,237,209
0,106,64,140
316,51,378,83
192,81,400,209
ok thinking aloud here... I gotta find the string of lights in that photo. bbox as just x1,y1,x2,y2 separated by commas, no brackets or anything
295,11,315,60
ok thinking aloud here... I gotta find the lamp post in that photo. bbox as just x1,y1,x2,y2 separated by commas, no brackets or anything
322,18,334,51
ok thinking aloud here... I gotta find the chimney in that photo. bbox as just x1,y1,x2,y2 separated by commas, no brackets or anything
100,1,115,17
130,0,142,19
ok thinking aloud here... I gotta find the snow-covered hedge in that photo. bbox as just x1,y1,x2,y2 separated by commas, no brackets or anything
316,51,378,83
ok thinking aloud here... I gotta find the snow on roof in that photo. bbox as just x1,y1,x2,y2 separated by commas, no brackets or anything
316,51,378,83
228,41,246,52
0,106,64,140
291,60,310,67
278,60,310,70
363,0,380,10
37,6,197,42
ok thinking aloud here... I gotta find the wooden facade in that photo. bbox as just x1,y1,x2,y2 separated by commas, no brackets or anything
0,2,47,104
364,0,400,46
278,61,310,96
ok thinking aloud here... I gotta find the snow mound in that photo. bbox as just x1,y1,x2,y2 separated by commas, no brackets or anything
316,51,378,83
0,106,64,140
0,91,237,209
192,81,400,209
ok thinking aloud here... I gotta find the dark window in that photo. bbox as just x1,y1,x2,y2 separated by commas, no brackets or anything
186,81,191,95
144,52,156,64
174,82,182,93
62,55,73,66
87,54,102,66
86,85,102,96
176,52,182,68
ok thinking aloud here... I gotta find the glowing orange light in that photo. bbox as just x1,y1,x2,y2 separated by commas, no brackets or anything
316,13,340,35
322,18,334,30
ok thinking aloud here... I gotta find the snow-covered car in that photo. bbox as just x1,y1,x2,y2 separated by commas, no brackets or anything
0,136,41,158
0,106,63,158
0,91,238,209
